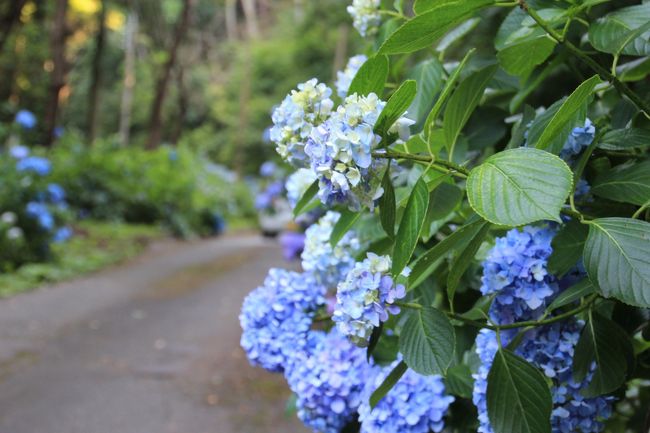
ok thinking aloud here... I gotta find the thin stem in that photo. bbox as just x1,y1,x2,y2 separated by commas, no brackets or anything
373,150,471,177
560,207,586,222
519,0,650,115
632,200,650,219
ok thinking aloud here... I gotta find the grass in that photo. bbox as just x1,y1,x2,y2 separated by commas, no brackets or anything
0,221,165,297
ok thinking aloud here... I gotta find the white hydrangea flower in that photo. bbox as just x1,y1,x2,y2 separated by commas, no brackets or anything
347,0,382,37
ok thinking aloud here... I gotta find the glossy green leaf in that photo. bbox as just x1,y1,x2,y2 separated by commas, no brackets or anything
532,75,602,153
447,220,491,305
598,128,650,150
589,4,650,56
487,349,552,433
369,360,408,408
547,279,595,313
400,306,455,375
379,166,396,239
407,59,445,126
375,80,417,138
466,148,572,226
392,177,430,276
592,161,650,206
293,180,319,217
583,217,650,307
437,17,481,52
548,221,589,277
348,55,389,97
379,0,494,54
445,363,474,398
330,210,361,248
526,98,585,157
443,64,497,159
497,36,556,79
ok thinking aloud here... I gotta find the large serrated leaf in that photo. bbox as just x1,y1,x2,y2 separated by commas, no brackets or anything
399,306,455,375
497,36,556,79
589,4,650,56
487,349,552,433
548,220,589,277
583,217,650,307
379,0,494,54
392,177,429,276
592,161,650,206
466,148,572,226
348,55,389,97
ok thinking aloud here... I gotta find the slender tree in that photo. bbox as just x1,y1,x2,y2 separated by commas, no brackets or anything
86,0,106,144
118,7,137,147
240,0,258,40
145,0,193,149
225,0,237,41
43,0,68,147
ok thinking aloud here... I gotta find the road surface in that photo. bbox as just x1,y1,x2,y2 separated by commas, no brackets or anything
0,234,308,433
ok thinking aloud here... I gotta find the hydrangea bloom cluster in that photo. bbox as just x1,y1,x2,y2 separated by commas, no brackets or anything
15,109,36,129
333,253,406,346
284,328,373,433
336,54,367,97
239,268,325,372
255,180,284,211
358,360,454,433
301,211,360,288
560,118,595,161
347,0,381,37
285,168,317,209
279,231,305,261
16,156,52,176
270,79,334,166
305,93,389,210
473,226,614,433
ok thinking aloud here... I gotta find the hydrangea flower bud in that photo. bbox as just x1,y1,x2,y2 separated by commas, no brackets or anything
347,0,381,37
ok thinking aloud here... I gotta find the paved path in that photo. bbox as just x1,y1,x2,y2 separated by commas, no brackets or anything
0,234,308,433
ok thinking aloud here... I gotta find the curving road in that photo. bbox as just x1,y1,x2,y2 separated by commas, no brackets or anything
0,234,307,433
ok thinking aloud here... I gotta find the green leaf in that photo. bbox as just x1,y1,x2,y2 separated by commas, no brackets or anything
392,177,430,276
487,349,552,433
547,279,595,313
526,98,585,156
423,48,475,139
447,220,491,305
379,0,494,54
330,210,361,248
375,80,417,138
409,218,487,289
497,36,556,79
369,360,408,408
379,166,396,239
532,75,602,153
589,4,650,56
548,221,589,277
573,311,631,396
443,64,497,159
407,59,445,126
293,180,319,217
348,55,389,97
598,128,650,150
592,161,650,206
426,181,462,221
399,306,455,375
583,217,650,307
466,148,573,226
367,323,383,362
445,363,474,398
437,17,481,52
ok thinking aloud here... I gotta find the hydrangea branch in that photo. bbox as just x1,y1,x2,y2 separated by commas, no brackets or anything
372,150,470,177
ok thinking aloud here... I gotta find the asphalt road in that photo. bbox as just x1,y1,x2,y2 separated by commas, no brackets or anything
0,234,308,433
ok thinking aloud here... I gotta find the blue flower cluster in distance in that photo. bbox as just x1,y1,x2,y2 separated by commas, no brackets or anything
333,253,407,346
239,268,325,372
358,359,454,433
473,226,614,433
270,79,334,166
347,0,381,37
301,211,360,288
336,54,367,98
560,118,595,161
16,156,52,176
284,328,373,433
15,109,37,129
255,180,284,211
305,93,389,210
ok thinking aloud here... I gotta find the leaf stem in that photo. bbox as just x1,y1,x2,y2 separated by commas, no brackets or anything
373,150,471,177
632,200,650,219
518,0,650,115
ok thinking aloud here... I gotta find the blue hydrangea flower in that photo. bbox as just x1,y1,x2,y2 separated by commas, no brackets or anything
347,0,381,37
16,156,51,176
15,110,37,129
305,93,391,210
473,226,614,433
358,359,454,433
301,211,360,288
284,328,373,433
271,79,334,166
286,168,318,209
259,161,277,177
560,119,595,161
239,268,325,372
47,183,66,204
53,226,73,243
573,178,591,202
26,202,54,231
9,145,29,159
279,231,305,261
336,55,367,98
333,253,407,346
255,180,284,211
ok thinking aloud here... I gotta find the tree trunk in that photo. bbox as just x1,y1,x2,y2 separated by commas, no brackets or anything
293,0,304,22
119,9,137,147
86,0,106,144
240,0,259,40
43,0,68,147
170,65,187,144
145,0,193,149
0,0,27,53
225,0,237,41
332,24,349,81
